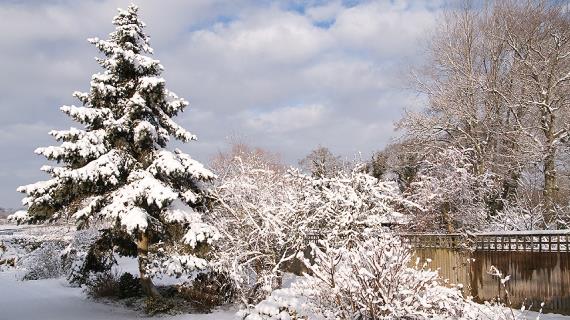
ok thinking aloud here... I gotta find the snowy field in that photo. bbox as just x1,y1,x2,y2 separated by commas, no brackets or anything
0,271,236,320
1,221,569,320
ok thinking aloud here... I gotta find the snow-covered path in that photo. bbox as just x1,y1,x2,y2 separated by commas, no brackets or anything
0,271,236,320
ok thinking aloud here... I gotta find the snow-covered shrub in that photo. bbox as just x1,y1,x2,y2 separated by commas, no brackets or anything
406,147,498,232
62,228,118,285
19,240,66,280
177,272,236,312
488,196,546,231
0,240,19,269
241,233,472,320
85,270,122,298
144,296,176,316
286,167,417,246
209,145,416,305
85,271,142,299
0,224,74,272
7,210,30,224
487,171,570,231
117,272,143,299
238,287,310,320
209,144,295,304
145,242,211,279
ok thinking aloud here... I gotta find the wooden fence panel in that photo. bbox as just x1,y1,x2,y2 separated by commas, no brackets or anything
401,231,570,315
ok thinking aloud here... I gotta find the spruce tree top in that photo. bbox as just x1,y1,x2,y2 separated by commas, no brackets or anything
18,5,218,248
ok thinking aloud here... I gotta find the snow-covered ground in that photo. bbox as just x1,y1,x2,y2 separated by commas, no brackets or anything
0,270,137,320
0,270,236,320
526,312,569,320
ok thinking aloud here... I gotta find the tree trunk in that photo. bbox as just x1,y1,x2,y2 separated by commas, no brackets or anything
137,232,161,298
442,202,454,233
542,109,558,225
543,146,557,224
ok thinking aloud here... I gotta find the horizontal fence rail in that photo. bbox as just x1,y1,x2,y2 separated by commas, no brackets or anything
304,233,321,245
474,234,570,252
400,230,570,253
400,233,468,249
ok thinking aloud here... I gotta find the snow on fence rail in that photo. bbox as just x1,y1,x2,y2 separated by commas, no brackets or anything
400,230,570,253
303,230,570,252
304,233,322,244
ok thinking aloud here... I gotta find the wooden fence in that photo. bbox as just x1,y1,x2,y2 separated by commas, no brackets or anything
401,230,570,315
401,230,570,252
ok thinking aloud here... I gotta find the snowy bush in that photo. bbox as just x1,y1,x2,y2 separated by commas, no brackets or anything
241,233,473,320
241,253,544,320
7,210,31,224
209,144,295,304
19,240,66,280
286,166,418,248
85,270,122,298
62,227,117,285
488,196,547,231
176,272,236,312
0,223,74,273
85,271,142,299
238,287,310,320
487,175,569,231
209,146,416,305
145,242,210,279
406,147,498,233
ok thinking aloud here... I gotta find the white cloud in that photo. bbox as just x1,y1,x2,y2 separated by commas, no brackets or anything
300,57,386,94
331,1,437,59
189,8,333,66
246,104,326,133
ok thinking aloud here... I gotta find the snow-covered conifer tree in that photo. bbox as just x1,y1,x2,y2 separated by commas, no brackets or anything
17,5,218,297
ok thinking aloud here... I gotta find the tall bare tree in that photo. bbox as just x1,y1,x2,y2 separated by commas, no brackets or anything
400,1,570,225
498,1,570,221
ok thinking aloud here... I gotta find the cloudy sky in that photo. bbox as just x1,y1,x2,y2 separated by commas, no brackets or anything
0,0,447,207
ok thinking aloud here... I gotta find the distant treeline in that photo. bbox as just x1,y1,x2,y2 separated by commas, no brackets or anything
0,208,17,218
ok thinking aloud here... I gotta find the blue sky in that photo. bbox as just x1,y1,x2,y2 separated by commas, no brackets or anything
0,0,447,207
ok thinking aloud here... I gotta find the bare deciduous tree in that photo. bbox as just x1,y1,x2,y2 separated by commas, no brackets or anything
499,1,570,221
298,146,343,178
399,0,570,225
